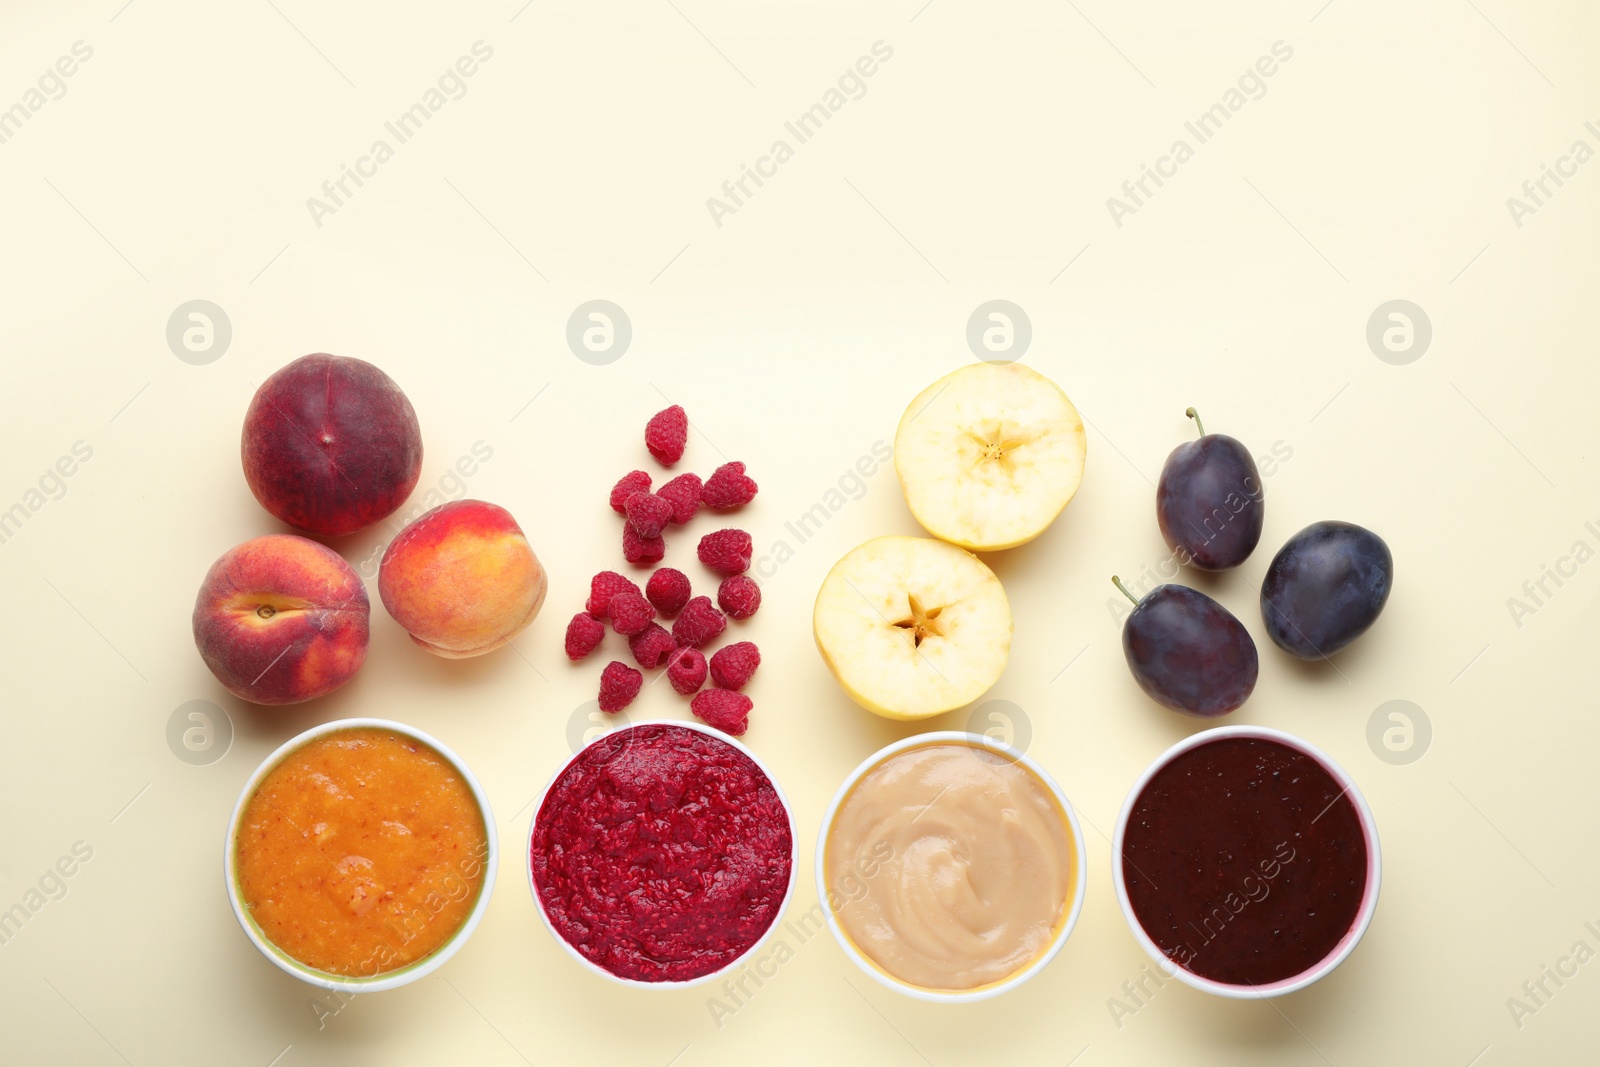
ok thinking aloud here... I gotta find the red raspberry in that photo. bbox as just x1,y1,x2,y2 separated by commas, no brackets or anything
564,612,606,660
622,523,666,566
609,470,652,513
709,641,761,690
702,461,757,509
645,405,688,466
599,661,642,713
624,492,673,539
607,589,655,636
665,647,707,695
671,595,726,649
628,623,678,670
657,473,703,525
586,571,640,617
645,567,692,616
717,574,761,620
691,688,752,735
698,529,752,576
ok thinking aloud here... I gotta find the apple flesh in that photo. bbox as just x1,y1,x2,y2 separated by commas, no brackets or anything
242,353,423,537
378,499,547,658
192,534,370,704
894,362,1086,552
813,536,1012,720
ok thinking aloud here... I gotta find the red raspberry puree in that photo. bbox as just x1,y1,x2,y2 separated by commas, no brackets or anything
531,723,793,982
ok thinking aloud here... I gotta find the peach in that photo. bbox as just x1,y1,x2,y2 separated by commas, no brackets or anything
242,353,423,537
193,535,370,704
378,499,546,658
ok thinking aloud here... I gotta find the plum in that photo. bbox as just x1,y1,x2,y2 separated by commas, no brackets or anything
1260,521,1392,659
1116,577,1258,716
1156,407,1263,570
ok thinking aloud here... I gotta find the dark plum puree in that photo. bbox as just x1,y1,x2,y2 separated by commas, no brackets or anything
1121,736,1368,987
531,724,793,982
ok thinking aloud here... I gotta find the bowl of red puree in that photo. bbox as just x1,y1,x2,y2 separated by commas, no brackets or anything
528,721,797,986
1113,726,1381,998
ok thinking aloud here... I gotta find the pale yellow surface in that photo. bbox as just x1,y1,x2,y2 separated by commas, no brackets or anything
1,2,1596,1064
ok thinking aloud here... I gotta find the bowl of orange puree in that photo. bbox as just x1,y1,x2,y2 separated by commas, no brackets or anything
225,719,497,991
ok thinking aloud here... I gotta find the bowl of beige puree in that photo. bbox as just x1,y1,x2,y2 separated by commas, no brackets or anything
815,731,1087,1002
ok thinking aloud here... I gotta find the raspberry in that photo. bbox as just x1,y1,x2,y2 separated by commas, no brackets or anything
665,646,707,695
645,405,688,466
709,641,761,690
622,523,666,566
702,461,757,510
628,623,678,670
658,473,703,525
609,470,652,513
691,688,752,735
717,574,761,620
671,595,727,649
645,567,692,616
607,589,655,636
599,661,642,713
698,529,752,576
587,571,640,617
624,492,673,539
564,612,606,660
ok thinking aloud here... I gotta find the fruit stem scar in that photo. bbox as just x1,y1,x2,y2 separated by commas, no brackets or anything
257,605,277,619
1112,575,1139,605
1186,407,1204,437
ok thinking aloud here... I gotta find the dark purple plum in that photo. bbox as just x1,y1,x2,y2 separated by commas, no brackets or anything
1116,577,1258,716
1260,521,1392,660
1156,408,1263,570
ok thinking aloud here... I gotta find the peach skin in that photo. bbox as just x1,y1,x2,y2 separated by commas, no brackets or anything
193,535,370,704
242,353,423,537
378,499,547,658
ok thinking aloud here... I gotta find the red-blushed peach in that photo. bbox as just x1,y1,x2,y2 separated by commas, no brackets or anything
192,535,370,704
242,354,423,536
378,499,547,658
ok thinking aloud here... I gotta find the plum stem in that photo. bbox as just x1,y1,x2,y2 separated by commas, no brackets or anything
1186,407,1205,437
1111,576,1139,604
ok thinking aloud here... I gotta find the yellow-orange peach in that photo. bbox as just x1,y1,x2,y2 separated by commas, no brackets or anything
193,535,370,704
378,499,546,658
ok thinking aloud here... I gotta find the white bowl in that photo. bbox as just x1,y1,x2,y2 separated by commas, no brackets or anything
526,719,799,989
815,731,1089,1003
1111,724,1382,999
224,718,498,993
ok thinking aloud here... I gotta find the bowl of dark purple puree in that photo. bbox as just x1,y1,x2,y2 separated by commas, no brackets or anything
1112,725,1380,998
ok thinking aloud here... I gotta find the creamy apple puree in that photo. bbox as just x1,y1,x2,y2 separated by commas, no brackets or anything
825,742,1075,990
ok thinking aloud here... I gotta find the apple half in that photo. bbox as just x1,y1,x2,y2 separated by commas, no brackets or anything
813,536,1012,720
894,362,1087,551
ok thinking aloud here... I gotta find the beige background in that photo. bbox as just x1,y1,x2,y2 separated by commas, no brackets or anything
1,0,1596,1063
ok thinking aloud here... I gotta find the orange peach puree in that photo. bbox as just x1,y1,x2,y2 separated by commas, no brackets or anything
236,728,487,977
